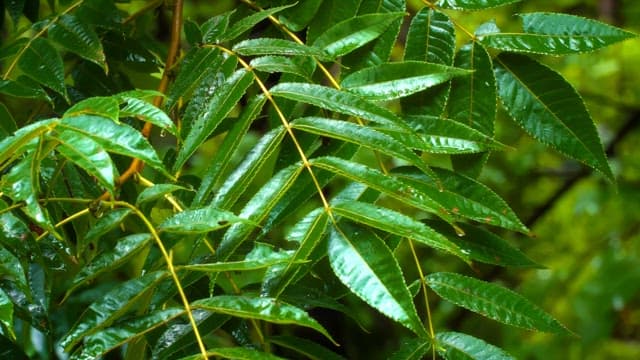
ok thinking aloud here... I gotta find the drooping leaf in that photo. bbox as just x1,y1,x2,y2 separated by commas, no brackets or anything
118,97,178,136
250,56,312,79
332,200,465,259
0,78,49,101
435,331,515,360
480,13,637,55
340,61,469,100
232,38,327,58
48,14,106,70
73,308,185,360
312,12,406,58
60,271,169,351
438,0,521,10
494,53,613,180
17,38,67,98
174,68,254,171
426,272,571,334
158,205,247,234
268,335,346,360
221,4,296,41
136,184,191,205
328,222,427,337
191,295,336,344
64,96,120,122
165,47,223,110
59,115,169,176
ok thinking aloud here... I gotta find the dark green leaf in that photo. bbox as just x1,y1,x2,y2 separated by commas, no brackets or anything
328,222,427,336
222,4,295,41
201,11,233,44
312,12,405,58
436,331,515,360
153,311,230,359
64,96,119,122
426,272,571,334
166,47,223,110
278,0,322,32
340,61,469,100
119,97,178,136
0,119,56,168
439,0,521,10
250,56,311,79
0,289,15,341
404,9,455,64
136,184,190,205
48,14,106,70
269,335,346,360
17,38,67,98
233,38,327,58
83,208,132,244
179,348,285,360
158,206,247,234
389,338,431,360
0,79,49,101
0,333,28,360
494,53,613,180
192,295,336,343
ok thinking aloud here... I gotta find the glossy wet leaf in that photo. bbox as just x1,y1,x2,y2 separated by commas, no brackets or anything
180,256,297,273
438,0,521,10
119,97,178,136
436,331,515,360
426,272,571,333
83,208,132,243
279,0,322,31
201,11,233,44
0,281,15,339
233,38,327,58
312,12,405,58
152,311,230,359
405,9,454,64
0,119,57,168
221,4,294,41
165,47,223,110
174,69,254,171
73,308,184,360
494,53,613,181
332,200,465,259
250,56,311,79
269,335,346,360
158,205,246,234
192,295,336,343
328,222,427,336
48,14,106,70
17,38,67,98
179,347,285,360
480,13,637,55
60,271,168,350
136,184,190,205
59,115,169,176
341,61,469,100
64,96,119,121
0,79,49,101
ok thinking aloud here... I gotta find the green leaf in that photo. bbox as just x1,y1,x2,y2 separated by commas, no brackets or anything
332,200,465,260
83,208,132,244
0,288,14,340
59,115,169,176
179,348,285,360
425,220,540,268
0,333,28,360
392,167,528,233
73,308,184,360
404,9,455,64
480,13,637,55
192,295,336,344
60,271,168,350
328,222,427,337
17,38,67,98
270,82,409,131
48,14,106,70
312,12,405,58
268,335,346,360
436,331,515,360
426,272,571,334
201,11,234,44
438,0,521,10
278,0,322,32
0,78,49,101
174,68,254,171
389,338,431,360
136,184,190,205
67,234,153,297
180,257,297,274
166,47,223,110
119,97,178,136
250,56,311,79
221,4,295,41
158,205,247,234
64,96,120,122
153,312,230,359
232,38,327,58
340,61,469,100
494,53,613,181
0,119,57,168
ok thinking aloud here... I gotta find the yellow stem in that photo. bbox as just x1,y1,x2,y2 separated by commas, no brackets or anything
408,239,436,359
35,208,91,241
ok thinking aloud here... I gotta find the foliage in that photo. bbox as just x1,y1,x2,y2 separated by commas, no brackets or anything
0,0,636,358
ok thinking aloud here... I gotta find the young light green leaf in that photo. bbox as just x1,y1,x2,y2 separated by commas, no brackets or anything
191,295,336,344
232,38,327,58
165,47,223,110
270,82,408,130
426,272,571,334
158,205,246,234
312,12,405,58
438,0,521,10
174,69,254,171
17,38,67,98
60,271,168,351
221,4,296,41
64,96,119,121
340,61,470,100
51,130,117,194
436,331,515,360
480,13,637,55
179,348,285,360
48,14,106,70
119,97,178,136
59,115,169,176
136,184,190,205
0,79,49,101
67,234,153,297
389,338,431,360
73,308,185,360
494,53,613,181
250,56,312,79
328,222,427,337
268,335,346,360
332,200,466,260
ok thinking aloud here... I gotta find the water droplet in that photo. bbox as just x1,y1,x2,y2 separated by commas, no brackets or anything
159,129,166,137
454,225,465,237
